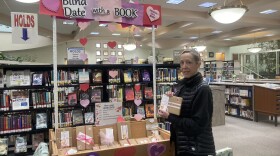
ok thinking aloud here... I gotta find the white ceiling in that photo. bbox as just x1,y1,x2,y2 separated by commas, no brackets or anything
1,0,280,49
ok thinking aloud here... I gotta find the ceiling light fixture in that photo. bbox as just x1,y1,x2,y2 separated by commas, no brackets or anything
260,9,278,14
63,20,75,25
212,30,223,34
123,27,137,51
198,2,217,8
99,24,108,27
248,33,262,53
112,33,121,36
90,32,99,35
209,0,248,24
166,0,185,5
16,0,39,3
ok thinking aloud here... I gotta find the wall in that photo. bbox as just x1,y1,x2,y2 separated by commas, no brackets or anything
3,39,151,64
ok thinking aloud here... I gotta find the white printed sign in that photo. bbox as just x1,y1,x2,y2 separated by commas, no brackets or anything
11,12,38,44
95,102,122,126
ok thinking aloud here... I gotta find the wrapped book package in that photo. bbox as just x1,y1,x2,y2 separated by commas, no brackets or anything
99,128,114,146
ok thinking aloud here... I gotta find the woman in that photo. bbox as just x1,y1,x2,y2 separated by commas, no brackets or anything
158,50,216,156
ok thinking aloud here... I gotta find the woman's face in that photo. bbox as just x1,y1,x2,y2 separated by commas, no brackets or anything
180,53,201,78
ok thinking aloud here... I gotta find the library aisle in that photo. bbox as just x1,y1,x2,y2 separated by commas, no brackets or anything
213,116,280,156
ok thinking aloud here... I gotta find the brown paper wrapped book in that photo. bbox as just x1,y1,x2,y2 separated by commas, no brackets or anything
56,127,73,149
76,125,94,151
168,96,183,115
117,122,132,140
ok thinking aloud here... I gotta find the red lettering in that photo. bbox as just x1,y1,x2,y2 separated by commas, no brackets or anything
19,15,23,27
26,15,30,27
30,16,34,28
14,14,19,27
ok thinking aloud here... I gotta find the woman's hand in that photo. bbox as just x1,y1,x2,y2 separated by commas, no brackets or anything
158,109,169,119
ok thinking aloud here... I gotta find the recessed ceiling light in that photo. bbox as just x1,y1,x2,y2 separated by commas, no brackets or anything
260,9,278,14
250,28,265,32
90,32,99,35
190,36,198,39
16,0,39,3
112,33,121,36
63,20,75,25
140,45,143,47
198,2,217,8
224,38,232,41
99,24,108,27
212,30,223,34
0,24,12,33
134,34,141,37
166,0,185,4
265,34,274,36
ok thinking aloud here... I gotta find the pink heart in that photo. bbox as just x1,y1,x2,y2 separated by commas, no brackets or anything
109,70,118,78
117,116,125,123
78,22,91,31
107,24,116,32
79,53,88,61
134,114,143,121
108,41,117,49
79,38,88,46
148,143,166,156
108,56,117,64
42,0,60,13
146,6,160,22
80,99,90,108
134,99,142,106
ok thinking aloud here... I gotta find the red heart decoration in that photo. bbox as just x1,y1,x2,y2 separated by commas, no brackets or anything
108,41,117,49
117,116,125,123
80,83,89,91
80,38,88,46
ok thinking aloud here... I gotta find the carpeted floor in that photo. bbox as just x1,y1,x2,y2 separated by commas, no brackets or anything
213,116,280,156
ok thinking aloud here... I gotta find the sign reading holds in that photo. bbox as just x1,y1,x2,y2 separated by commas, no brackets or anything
11,12,38,44
67,47,87,64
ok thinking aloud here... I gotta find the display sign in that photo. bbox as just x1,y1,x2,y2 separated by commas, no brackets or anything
11,12,38,44
39,0,161,26
67,47,86,64
95,102,122,126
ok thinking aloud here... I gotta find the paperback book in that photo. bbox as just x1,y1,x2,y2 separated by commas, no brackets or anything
32,73,43,86
72,110,84,125
36,113,48,129
84,112,94,124
123,70,132,83
92,70,102,83
78,69,90,83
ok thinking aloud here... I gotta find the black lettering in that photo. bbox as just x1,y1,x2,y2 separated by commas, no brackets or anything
114,8,120,16
64,7,72,17
63,0,69,5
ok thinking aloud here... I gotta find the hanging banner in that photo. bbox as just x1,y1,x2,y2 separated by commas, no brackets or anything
11,12,38,44
39,0,161,26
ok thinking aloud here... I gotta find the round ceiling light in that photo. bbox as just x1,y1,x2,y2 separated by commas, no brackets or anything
209,5,248,24
16,0,40,3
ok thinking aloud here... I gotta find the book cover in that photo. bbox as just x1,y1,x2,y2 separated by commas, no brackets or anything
92,70,102,83
84,112,94,124
32,133,44,150
132,69,140,82
36,113,48,129
137,106,145,118
91,87,102,103
32,73,43,86
123,70,132,83
145,104,154,118
0,138,8,155
144,87,153,99
6,70,31,87
11,90,29,110
108,69,120,83
68,92,77,106
15,136,27,153
0,69,3,88
78,69,90,83
142,70,151,82
125,87,135,101
72,110,84,125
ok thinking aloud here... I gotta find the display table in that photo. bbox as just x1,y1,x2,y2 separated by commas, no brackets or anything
49,121,172,156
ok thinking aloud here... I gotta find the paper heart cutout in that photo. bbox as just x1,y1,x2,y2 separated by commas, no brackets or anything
148,143,166,156
108,56,117,64
134,99,142,106
79,38,88,46
107,24,116,32
108,41,117,49
78,22,91,31
117,116,125,122
87,152,100,156
146,6,160,22
115,146,136,156
79,53,88,61
134,114,143,121
80,84,89,92
109,70,118,78
80,99,90,108
42,0,60,13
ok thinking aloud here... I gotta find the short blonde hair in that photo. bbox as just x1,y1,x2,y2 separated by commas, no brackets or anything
181,49,201,63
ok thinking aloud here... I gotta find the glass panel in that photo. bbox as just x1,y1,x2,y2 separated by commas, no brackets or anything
259,52,276,79
242,54,258,78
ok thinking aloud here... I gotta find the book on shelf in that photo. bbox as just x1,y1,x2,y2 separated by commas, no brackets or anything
84,112,94,124
107,85,123,102
144,87,153,99
32,91,52,108
125,86,134,101
32,73,43,86
92,70,102,83
90,87,102,103
0,114,32,133
67,92,77,106
0,138,8,155
11,90,29,110
108,69,121,83
137,106,145,118
32,133,44,150
78,69,90,84
134,84,142,100
0,91,10,111
132,69,140,82
142,70,151,82
123,70,133,83
15,136,27,154
72,109,84,126
145,104,154,118
36,113,48,129
0,69,4,88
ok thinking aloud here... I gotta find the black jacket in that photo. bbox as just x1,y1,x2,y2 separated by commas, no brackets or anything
167,72,216,156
